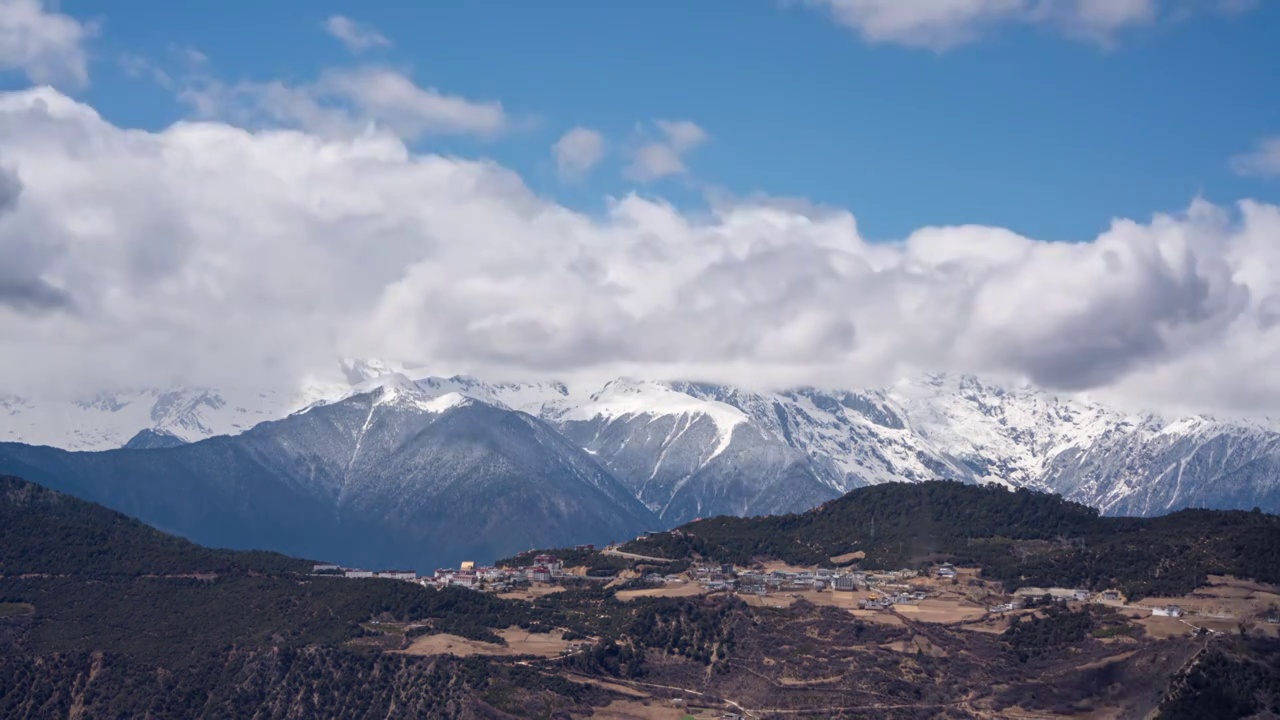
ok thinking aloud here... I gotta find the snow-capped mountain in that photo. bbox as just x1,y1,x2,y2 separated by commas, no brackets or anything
4,362,1280,528
0,377,656,571
667,375,1280,516
0,382,344,451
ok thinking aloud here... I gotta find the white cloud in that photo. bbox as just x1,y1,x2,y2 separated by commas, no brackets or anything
553,127,605,179
324,15,392,54
182,66,507,141
626,119,709,182
0,0,94,87
3,87,1280,415
804,0,1236,50
1231,137,1280,178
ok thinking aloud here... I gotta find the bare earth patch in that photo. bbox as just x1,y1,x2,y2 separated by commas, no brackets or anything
616,583,709,602
1136,616,1194,639
740,589,876,610
759,560,820,574
829,551,865,564
497,584,564,601
587,699,687,720
396,627,573,657
892,599,987,624
0,602,35,617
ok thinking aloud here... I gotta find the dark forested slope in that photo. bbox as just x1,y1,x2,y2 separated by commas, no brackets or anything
624,481,1280,598
0,475,619,718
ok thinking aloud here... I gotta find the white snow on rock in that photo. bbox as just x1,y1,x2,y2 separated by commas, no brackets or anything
5,360,1280,518
562,378,747,459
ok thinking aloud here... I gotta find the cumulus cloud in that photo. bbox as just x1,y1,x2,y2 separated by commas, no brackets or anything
0,0,93,87
3,87,1280,414
324,15,392,54
1232,137,1280,178
0,158,71,312
804,0,1240,50
625,119,709,182
183,66,507,141
553,127,605,180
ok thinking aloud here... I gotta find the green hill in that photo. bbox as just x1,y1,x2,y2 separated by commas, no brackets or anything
623,481,1280,598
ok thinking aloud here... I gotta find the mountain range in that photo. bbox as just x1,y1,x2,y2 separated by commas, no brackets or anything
3,359,1280,569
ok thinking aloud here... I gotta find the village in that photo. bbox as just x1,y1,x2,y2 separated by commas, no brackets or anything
313,550,1280,636
310,545,600,593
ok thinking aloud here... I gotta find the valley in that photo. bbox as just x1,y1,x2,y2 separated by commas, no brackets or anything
4,474,1280,719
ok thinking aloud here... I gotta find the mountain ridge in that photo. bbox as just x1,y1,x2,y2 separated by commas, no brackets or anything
5,365,1280,529
0,382,657,571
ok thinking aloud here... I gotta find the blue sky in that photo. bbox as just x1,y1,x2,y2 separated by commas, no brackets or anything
5,0,1280,411
9,0,1274,240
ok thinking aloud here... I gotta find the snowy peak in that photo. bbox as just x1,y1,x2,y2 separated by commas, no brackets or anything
5,361,1280,521
422,392,474,414
314,373,479,416
566,377,747,456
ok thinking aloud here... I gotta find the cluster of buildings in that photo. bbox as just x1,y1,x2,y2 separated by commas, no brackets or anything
643,562,935,603
859,589,931,611
312,564,419,580
1012,586,1124,604
423,554,576,592
1151,604,1185,618
312,553,579,593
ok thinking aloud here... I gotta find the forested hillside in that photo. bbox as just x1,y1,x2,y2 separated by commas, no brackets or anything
5,474,1280,719
625,481,1280,598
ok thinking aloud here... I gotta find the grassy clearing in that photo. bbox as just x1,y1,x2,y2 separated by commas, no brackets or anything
0,602,34,617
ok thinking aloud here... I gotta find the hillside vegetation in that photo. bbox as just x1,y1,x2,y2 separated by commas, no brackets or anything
623,481,1280,598
5,474,1280,719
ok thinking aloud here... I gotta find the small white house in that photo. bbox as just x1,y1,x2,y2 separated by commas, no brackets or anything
1152,605,1184,618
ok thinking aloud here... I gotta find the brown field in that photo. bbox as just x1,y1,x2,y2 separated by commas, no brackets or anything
1207,575,1280,594
0,602,34,617
1138,576,1280,621
1196,618,1247,634
759,560,820,574
616,583,709,602
739,593,798,609
1136,615,1195,639
397,627,574,657
829,551,865,563
741,589,880,610
892,598,987,624
497,584,564,601
584,699,683,720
